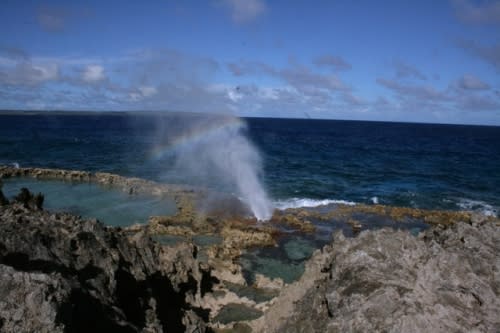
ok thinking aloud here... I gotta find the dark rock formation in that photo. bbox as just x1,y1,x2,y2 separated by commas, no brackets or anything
252,220,500,332
0,189,211,333
13,187,44,210
0,187,8,206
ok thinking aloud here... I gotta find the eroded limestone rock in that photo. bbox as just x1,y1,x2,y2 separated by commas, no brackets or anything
251,220,500,333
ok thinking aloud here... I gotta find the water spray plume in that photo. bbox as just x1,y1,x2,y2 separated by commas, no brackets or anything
152,114,273,220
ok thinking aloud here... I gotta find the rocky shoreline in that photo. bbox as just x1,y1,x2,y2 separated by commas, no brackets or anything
1,166,499,332
0,188,210,332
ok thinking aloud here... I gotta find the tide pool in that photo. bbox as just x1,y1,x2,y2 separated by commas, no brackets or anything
2,177,176,226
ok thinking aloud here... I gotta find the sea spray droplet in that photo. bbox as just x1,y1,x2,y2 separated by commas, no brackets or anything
155,115,273,221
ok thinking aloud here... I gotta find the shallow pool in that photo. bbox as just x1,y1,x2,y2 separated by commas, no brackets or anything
2,177,176,226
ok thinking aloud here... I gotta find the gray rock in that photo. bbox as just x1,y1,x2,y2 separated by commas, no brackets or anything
0,264,67,333
0,190,212,333
253,221,500,333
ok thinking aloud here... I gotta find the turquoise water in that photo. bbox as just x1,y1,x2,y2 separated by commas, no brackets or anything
2,178,176,226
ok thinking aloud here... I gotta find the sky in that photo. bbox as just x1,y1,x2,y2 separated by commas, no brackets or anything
0,0,499,125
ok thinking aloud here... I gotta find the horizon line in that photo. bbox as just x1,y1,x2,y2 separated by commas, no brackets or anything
0,109,498,128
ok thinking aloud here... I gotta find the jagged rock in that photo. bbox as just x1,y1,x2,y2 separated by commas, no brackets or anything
13,187,44,210
0,189,212,333
251,221,500,333
253,274,284,291
269,212,316,233
0,264,67,333
221,227,275,249
0,182,8,206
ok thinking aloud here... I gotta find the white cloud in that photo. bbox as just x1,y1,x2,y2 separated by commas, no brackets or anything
377,77,449,101
221,0,267,23
258,87,280,100
82,65,105,82
31,64,59,82
313,55,352,71
0,61,59,86
392,60,427,80
227,89,243,102
129,86,158,101
456,74,490,90
138,86,157,97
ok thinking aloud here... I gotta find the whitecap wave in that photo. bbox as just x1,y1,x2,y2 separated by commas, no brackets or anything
457,198,498,217
274,198,356,210
0,161,19,169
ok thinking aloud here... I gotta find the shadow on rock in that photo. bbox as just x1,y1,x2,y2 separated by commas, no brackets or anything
0,188,212,333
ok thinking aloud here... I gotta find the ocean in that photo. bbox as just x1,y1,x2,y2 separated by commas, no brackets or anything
1,112,499,217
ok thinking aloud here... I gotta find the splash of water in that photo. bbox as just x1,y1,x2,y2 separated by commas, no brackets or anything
151,115,273,220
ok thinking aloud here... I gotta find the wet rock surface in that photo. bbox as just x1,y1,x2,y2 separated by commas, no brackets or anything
0,189,210,333
251,220,500,333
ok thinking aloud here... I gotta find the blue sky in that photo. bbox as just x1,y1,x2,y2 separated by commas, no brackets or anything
1,0,499,124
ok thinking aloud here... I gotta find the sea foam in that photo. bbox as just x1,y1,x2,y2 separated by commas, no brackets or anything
457,198,498,217
274,198,356,210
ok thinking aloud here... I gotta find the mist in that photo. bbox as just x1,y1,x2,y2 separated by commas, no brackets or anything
151,113,273,221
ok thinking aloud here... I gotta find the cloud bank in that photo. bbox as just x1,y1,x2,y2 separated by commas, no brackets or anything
0,43,498,124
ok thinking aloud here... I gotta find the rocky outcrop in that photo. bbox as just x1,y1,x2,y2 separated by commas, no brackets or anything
251,220,500,332
284,203,487,226
0,189,211,333
12,187,44,210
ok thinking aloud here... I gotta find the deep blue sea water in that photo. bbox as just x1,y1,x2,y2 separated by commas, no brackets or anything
1,113,499,217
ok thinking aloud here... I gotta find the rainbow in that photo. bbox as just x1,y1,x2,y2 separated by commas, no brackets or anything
149,116,245,160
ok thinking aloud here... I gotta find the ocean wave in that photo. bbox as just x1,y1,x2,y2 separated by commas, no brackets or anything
0,161,20,169
274,198,356,210
457,199,498,217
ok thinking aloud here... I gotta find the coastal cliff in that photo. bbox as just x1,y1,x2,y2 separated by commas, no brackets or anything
0,188,210,333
